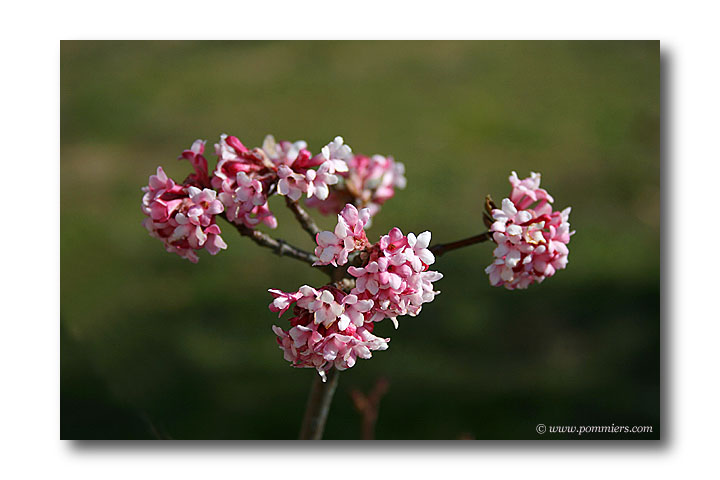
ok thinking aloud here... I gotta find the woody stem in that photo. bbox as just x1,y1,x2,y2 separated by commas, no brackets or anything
221,214,321,267
299,368,340,439
285,197,321,240
429,232,493,257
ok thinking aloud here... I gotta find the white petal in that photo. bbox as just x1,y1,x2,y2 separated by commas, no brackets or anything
337,314,350,331
501,198,517,217
515,211,532,224
317,230,338,247
506,224,522,236
416,231,432,249
505,249,521,267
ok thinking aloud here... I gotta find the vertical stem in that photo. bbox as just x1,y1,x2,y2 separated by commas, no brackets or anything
299,369,340,439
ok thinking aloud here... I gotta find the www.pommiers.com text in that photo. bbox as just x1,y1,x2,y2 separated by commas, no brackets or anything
535,424,653,436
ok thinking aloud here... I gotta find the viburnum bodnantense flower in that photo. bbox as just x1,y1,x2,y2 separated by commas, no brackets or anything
347,227,441,328
271,212,442,378
141,166,227,263
317,205,441,323
313,204,371,267
307,152,406,220
270,285,387,380
142,135,361,261
212,134,279,229
211,134,351,228
485,171,573,289
268,135,350,201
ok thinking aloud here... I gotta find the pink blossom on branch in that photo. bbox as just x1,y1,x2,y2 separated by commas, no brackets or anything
305,161,341,201
141,167,227,263
270,214,443,379
307,153,406,220
178,139,210,187
269,285,386,381
485,171,573,290
313,204,371,267
316,136,352,173
273,322,389,382
312,203,442,327
217,171,276,229
348,227,442,328
212,134,278,229
277,165,309,201
270,136,350,202
262,135,304,166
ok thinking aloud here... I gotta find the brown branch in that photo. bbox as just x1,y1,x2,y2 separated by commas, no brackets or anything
351,377,389,440
220,214,320,266
430,231,493,257
299,368,340,439
285,197,321,239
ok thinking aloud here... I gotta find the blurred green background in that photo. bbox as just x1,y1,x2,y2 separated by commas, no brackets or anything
61,41,659,440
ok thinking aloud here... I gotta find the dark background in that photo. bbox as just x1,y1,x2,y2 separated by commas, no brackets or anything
61,41,660,439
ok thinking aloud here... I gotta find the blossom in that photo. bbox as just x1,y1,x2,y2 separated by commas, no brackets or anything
261,135,317,169
305,161,340,201
348,226,443,328
277,165,308,201
184,187,224,226
212,134,259,191
485,171,573,289
269,285,385,380
215,133,248,162
314,204,371,266
217,171,273,228
307,289,345,327
268,289,303,317
141,167,227,263
307,152,406,220
178,139,210,187
271,136,350,203
338,294,374,331
211,134,278,229
272,321,389,382
318,136,353,170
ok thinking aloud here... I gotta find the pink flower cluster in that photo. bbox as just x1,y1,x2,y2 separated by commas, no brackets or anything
142,135,359,261
210,134,351,228
212,134,278,229
314,204,442,326
267,135,350,202
485,171,573,289
307,152,406,220
141,166,227,263
272,203,443,378
347,228,442,328
313,204,371,267
270,286,389,381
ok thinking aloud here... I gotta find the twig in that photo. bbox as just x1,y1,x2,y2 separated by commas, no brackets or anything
285,197,321,239
299,369,340,439
351,377,389,440
221,214,320,266
429,231,493,257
